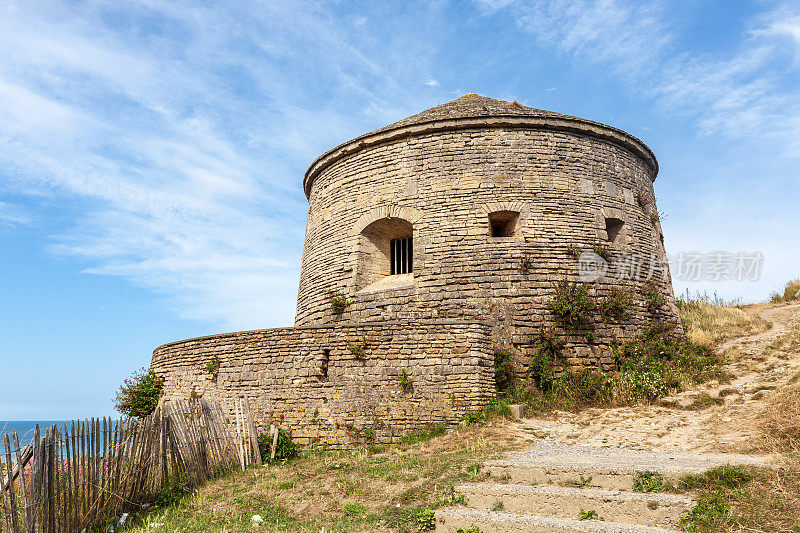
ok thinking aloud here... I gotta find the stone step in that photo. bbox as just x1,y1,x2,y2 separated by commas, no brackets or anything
455,483,694,527
483,442,770,491
434,508,680,533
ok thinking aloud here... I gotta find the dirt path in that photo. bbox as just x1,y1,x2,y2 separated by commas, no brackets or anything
517,303,800,455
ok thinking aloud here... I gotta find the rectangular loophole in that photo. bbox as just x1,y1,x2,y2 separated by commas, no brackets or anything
390,237,412,274
320,349,330,381
489,211,519,237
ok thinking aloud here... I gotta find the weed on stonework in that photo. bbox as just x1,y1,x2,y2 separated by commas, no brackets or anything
548,280,595,330
517,320,722,413
599,288,633,319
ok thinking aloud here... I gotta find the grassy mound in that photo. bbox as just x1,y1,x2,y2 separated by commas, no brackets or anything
118,422,521,533
677,292,769,349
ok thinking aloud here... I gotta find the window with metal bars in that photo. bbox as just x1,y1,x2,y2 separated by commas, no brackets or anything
390,237,412,275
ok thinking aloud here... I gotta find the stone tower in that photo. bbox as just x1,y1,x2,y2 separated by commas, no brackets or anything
151,94,681,445
296,94,680,366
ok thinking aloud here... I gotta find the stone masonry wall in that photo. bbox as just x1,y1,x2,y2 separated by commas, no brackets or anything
151,321,494,447
295,121,681,371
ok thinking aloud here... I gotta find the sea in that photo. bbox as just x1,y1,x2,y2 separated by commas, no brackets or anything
0,421,63,447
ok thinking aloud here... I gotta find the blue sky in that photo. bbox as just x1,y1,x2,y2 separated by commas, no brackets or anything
1,1,798,419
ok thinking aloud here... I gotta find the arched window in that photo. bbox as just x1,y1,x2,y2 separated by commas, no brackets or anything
356,217,413,290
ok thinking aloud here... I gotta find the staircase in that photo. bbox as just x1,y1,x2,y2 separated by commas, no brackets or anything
434,442,769,532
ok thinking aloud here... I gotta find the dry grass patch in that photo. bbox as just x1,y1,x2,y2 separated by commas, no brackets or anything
758,383,800,453
120,421,522,533
678,298,770,349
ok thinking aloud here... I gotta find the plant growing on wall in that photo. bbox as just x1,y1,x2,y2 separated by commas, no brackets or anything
519,255,533,272
642,281,665,312
114,367,163,418
346,334,368,359
205,354,220,383
593,245,612,262
566,245,581,259
399,369,413,391
548,280,596,330
635,190,651,208
493,346,516,393
530,327,565,392
329,291,352,315
599,288,634,319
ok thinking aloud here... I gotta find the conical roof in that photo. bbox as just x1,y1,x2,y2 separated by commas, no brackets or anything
372,94,575,134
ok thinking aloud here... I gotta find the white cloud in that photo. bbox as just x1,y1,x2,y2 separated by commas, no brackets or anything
479,1,800,156
425,79,440,86
0,201,32,226
0,1,446,330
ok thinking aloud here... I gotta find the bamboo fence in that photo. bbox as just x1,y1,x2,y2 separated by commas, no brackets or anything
0,398,261,533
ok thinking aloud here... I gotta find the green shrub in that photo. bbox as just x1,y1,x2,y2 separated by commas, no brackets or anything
416,508,436,531
642,281,665,312
151,476,190,507
329,291,352,315
548,280,595,330
566,244,581,259
399,369,414,391
456,526,481,533
553,368,613,409
529,327,564,392
346,334,368,359
593,245,612,262
680,466,753,490
519,256,533,272
599,288,633,319
205,355,220,383
493,346,516,393
257,427,298,461
114,367,163,418
522,321,721,413
678,466,754,531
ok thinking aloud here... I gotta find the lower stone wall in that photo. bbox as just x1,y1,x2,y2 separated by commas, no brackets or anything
151,321,495,447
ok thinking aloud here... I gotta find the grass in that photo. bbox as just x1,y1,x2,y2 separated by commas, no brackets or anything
677,290,770,349
119,422,521,532
677,465,800,532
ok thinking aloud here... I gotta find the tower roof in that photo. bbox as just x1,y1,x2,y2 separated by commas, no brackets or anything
372,94,576,134
303,94,658,198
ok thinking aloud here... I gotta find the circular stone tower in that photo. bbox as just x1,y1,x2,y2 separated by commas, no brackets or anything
296,94,680,367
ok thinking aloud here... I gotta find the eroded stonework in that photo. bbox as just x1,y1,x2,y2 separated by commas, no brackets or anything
152,94,681,445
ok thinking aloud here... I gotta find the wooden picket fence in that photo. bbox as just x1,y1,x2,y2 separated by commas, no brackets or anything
0,398,262,533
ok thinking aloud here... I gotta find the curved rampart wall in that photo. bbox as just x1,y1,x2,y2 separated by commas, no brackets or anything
151,321,494,446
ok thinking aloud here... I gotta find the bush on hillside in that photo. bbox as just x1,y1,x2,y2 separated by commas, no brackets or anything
114,367,164,418
514,321,721,413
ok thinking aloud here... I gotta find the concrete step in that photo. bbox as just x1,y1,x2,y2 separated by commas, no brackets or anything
483,442,770,491
434,508,680,532
455,483,694,527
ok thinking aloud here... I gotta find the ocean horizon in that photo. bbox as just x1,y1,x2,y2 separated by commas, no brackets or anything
1,421,67,447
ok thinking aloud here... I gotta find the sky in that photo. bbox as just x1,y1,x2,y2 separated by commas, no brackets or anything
1,0,798,419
